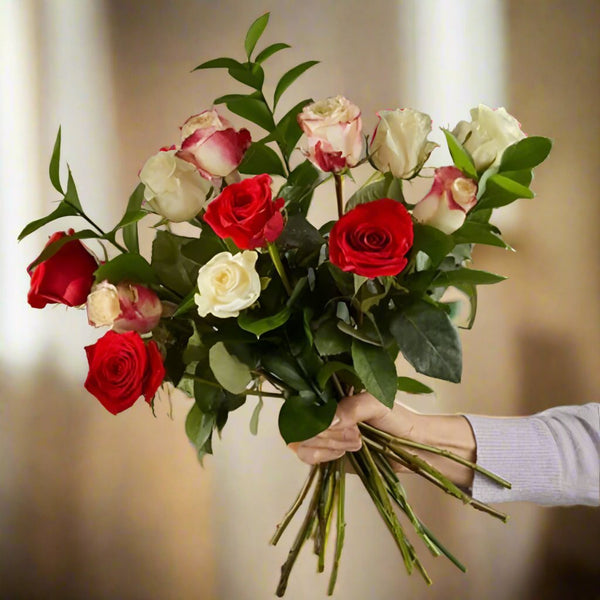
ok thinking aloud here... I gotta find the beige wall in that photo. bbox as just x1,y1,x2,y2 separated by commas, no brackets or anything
1,1,598,599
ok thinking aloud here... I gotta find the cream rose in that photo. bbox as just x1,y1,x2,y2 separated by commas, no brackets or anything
194,251,261,319
297,96,363,172
87,281,120,327
452,104,526,171
370,108,438,179
412,166,478,234
140,149,212,222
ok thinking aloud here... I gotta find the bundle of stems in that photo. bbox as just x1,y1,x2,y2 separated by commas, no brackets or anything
270,422,511,597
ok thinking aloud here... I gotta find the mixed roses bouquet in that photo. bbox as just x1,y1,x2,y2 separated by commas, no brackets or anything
20,13,552,597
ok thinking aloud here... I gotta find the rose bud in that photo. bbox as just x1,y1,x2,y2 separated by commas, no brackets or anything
203,174,284,250
370,108,438,179
194,251,261,319
297,96,363,173
177,109,251,178
412,166,478,234
84,330,165,414
140,149,212,222
87,281,163,334
27,229,98,309
452,104,526,171
329,198,413,278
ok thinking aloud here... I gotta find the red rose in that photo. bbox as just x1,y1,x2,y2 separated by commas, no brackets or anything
203,174,285,249
27,229,98,308
329,198,414,278
84,330,165,414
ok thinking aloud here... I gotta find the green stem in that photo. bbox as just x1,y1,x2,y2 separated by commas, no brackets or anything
327,459,346,596
267,242,293,296
180,374,284,399
334,173,344,218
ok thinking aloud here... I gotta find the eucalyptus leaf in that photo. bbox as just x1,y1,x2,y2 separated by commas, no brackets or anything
278,393,336,443
49,127,64,194
273,61,319,108
209,342,252,394
244,12,270,59
185,403,216,462
389,300,462,383
351,339,397,407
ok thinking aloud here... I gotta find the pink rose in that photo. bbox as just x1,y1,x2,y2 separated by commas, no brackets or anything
177,109,251,178
412,166,478,234
87,281,163,334
297,96,363,173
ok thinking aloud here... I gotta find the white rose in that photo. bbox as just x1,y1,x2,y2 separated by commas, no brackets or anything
412,166,478,234
370,109,438,179
452,104,526,171
86,281,120,327
194,251,261,319
140,149,212,222
297,96,363,172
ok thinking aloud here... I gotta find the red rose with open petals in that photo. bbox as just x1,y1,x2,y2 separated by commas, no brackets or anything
27,229,98,308
84,330,165,414
204,173,285,249
329,198,413,278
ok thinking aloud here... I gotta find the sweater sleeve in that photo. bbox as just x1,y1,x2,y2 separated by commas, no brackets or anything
464,403,600,506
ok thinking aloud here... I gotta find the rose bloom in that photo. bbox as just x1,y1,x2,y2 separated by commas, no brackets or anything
194,251,261,319
84,330,165,415
297,96,363,173
203,174,284,249
452,104,526,171
87,281,163,334
140,149,212,222
177,109,251,178
370,108,438,179
27,229,97,308
412,166,478,234
329,198,414,278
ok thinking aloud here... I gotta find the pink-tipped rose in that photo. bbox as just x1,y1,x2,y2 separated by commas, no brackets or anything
297,96,363,173
412,166,478,234
87,281,163,334
177,110,251,178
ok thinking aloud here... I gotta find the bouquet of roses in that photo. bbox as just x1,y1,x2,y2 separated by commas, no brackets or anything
20,13,552,597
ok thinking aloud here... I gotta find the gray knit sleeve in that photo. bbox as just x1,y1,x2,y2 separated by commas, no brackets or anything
464,403,600,506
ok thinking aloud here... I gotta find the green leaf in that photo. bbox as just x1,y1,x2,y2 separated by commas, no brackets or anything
277,214,324,252
172,287,198,318
151,231,200,296
185,403,216,462
209,342,252,394
238,305,291,337
351,339,397,408
346,173,404,211
271,98,312,159
28,229,99,269
499,136,552,171
94,252,158,285
412,224,455,268
119,183,145,254
452,222,511,249
278,393,337,443
451,282,478,329
317,361,357,390
437,268,506,286
499,169,533,187
337,321,382,347
249,396,264,435
273,61,319,109
442,129,477,179
225,97,275,132
192,57,242,71
313,319,352,356
63,168,83,211
228,63,265,90
245,13,270,59
488,174,534,198
18,200,79,241
213,92,261,105
261,353,312,391
397,376,434,395
238,142,286,177
255,42,290,64
390,300,462,383
49,127,64,194
278,160,324,216
181,225,227,266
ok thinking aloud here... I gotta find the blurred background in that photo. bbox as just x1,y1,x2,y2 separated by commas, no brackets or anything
1,0,598,598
